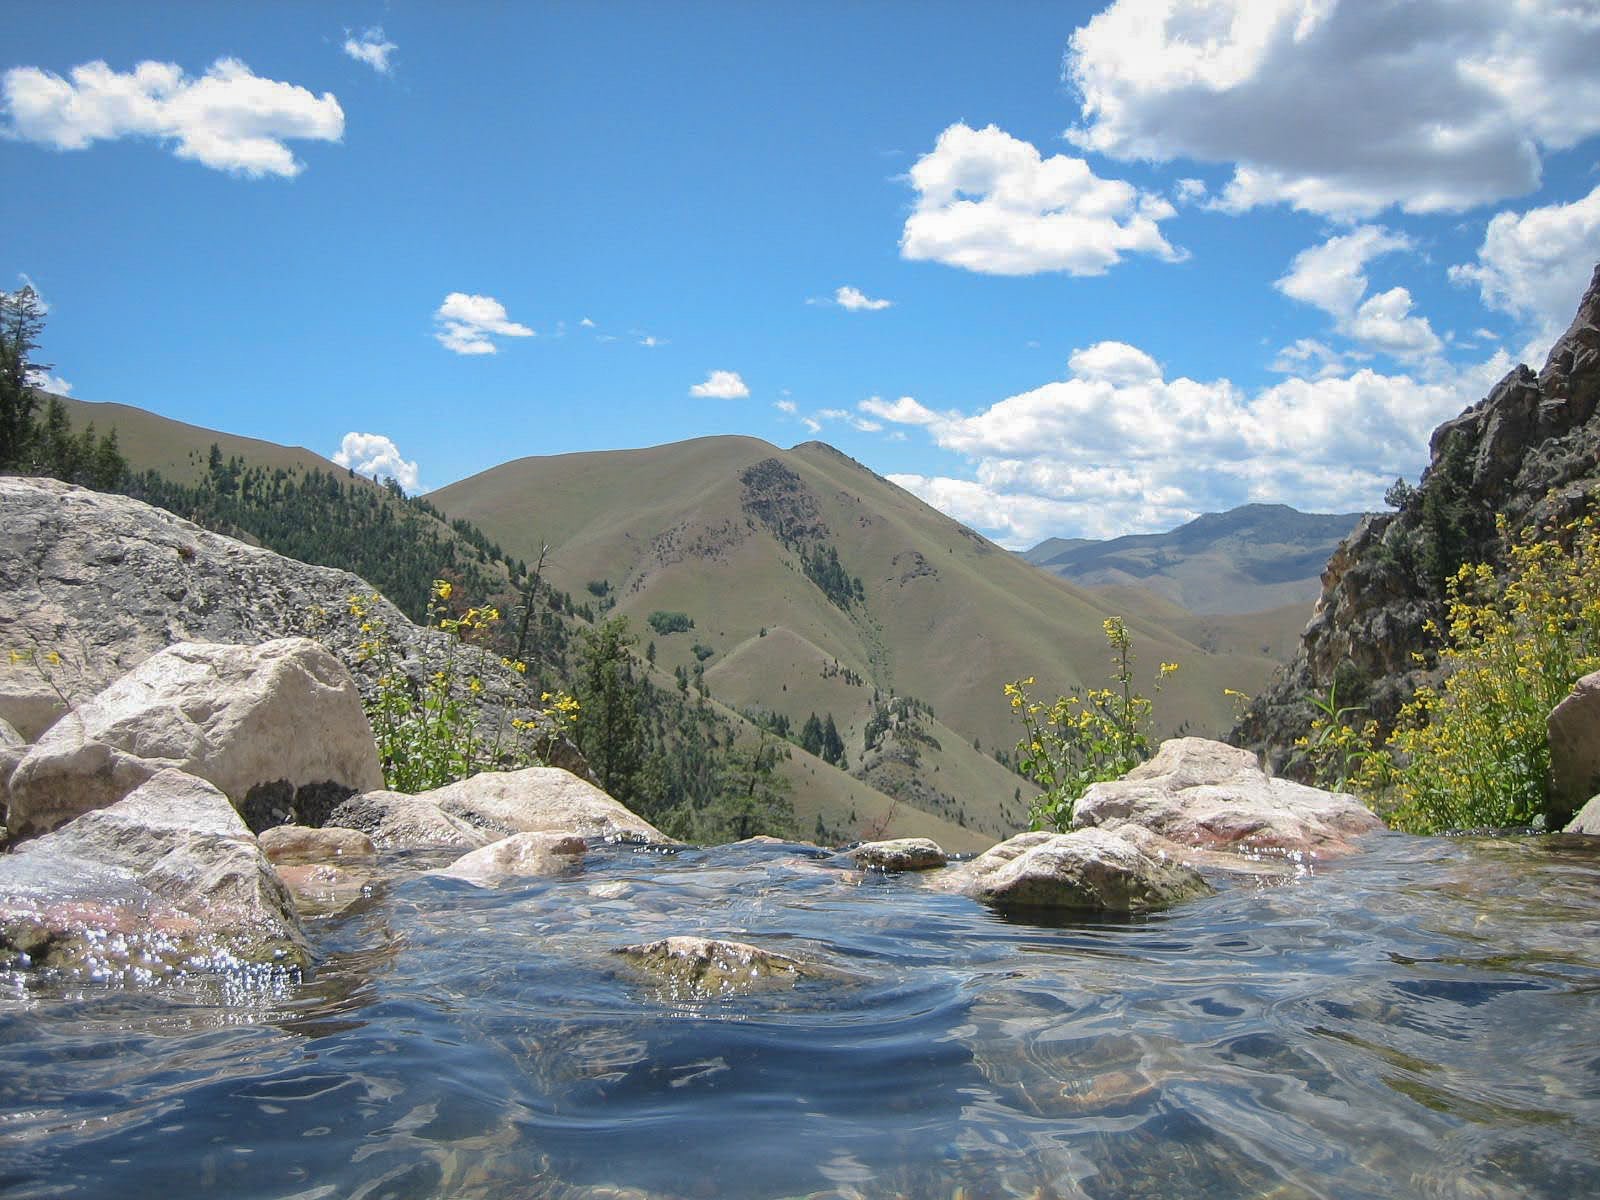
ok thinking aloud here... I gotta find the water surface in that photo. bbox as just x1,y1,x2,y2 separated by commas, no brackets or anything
3,832,1598,1199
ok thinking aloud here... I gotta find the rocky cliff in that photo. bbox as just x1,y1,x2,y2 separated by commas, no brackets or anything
0,478,578,767
1238,261,1600,772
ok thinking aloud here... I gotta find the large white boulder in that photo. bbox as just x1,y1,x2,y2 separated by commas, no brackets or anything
324,789,493,850
1074,737,1383,858
0,768,307,973
5,638,383,838
420,767,673,844
433,831,587,887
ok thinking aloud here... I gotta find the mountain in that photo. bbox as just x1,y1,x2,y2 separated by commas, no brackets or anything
1238,261,1600,774
431,436,1299,836
1021,504,1365,615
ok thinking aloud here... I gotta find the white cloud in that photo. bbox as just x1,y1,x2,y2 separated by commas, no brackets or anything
899,122,1183,276
865,337,1514,544
433,292,533,355
1269,337,1352,380
639,334,667,348
1066,0,1600,218
1276,226,1441,361
1173,177,1207,204
690,369,749,400
1450,182,1600,363
859,395,943,426
2,57,344,177
579,316,595,328
834,285,892,311
343,28,397,75
25,369,71,395
333,432,420,493
774,399,797,414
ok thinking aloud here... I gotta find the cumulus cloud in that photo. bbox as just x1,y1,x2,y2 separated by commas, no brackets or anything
1450,182,1600,362
433,292,533,355
690,369,749,400
899,122,1183,276
1066,0,1600,218
25,369,71,395
1275,226,1441,361
834,285,892,311
343,28,397,75
865,338,1514,544
2,57,343,177
333,432,420,493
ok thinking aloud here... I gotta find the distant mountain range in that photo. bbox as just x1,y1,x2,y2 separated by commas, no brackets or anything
1021,504,1365,615
49,396,1319,845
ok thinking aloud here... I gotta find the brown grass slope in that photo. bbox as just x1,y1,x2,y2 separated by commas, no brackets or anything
433,436,1293,834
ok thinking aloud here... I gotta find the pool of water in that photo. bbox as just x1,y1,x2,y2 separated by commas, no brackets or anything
3,831,1599,1199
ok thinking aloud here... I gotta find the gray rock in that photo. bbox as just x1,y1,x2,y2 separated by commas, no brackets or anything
1074,737,1384,858
613,935,826,997
841,837,947,871
5,638,383,839
0,477,584,776
325,789,492,850
257,824,375,865
0,717,23,799
942,828,1213,913
1565,794,1600,834
423,766,673,844
432,831,587,886
0,768,307,973
1549,671,1600,824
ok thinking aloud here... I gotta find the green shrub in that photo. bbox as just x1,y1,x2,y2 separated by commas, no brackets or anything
647,610,694,636
1005,618,1176,831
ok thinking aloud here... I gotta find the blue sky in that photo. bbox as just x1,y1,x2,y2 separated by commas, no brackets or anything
6,2,1600,544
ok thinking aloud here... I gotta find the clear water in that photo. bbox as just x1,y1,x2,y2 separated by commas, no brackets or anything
3,832,1599,1199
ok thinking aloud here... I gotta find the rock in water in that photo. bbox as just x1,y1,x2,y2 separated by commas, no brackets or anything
421,767,673,844
943,828,1213,913
432,831,587,886
0,768,307,973
257,824,375,865
839,837,947,871
613,936,824,997
5,638,382,838
1074,737,1383,858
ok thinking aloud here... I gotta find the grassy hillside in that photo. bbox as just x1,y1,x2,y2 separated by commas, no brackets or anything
433,435,1295,835
42,399,985,847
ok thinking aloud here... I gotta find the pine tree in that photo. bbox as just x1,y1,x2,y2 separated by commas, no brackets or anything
0,286,48,469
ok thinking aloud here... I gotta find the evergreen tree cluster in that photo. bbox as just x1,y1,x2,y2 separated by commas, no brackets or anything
0,287,127,485
800,542,866,610
798,711,847,767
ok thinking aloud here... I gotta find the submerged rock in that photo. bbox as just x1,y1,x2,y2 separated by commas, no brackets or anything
1074,737,1383,858
325,789,492,850
0,768,307,973
613,935,825,997
941,828,1213,913
5,638,382,839
840,837,947,872
432,831,587,886
422,767,672,844
258,824,375,865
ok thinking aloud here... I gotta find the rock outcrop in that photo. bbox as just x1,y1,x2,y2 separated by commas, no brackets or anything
0,477,578,769
1237,262,1600,777
940,827,1213,913
5,638,382,838
1074,738,1384,858
0,768,307,973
